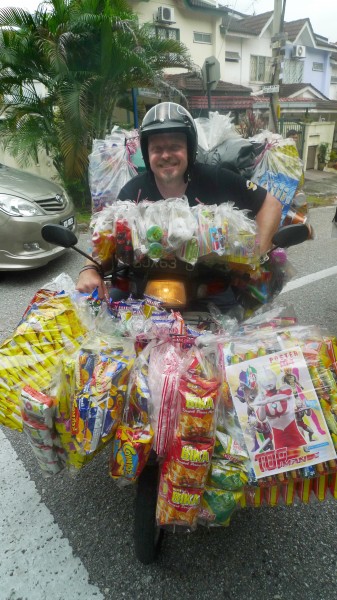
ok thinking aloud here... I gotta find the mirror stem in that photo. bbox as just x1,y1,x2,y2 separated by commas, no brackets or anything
70,245,103,272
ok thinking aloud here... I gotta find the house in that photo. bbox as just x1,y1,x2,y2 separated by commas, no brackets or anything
128,0,242,82
225,11,337,99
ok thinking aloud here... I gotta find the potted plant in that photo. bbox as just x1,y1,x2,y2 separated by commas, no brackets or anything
317,143,329,170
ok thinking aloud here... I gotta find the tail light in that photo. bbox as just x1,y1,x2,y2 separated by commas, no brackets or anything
145,279,187,308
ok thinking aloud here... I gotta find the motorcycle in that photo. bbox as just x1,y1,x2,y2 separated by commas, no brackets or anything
42,221,310,564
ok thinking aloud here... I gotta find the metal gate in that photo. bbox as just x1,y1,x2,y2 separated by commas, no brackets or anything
278,119,305,158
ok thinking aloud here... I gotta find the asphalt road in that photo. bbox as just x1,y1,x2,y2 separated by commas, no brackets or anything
1,207,337,600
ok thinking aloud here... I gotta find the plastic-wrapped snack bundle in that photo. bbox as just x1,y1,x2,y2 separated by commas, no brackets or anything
224,204,260,267
88,134,138,213
71,338,136,455
126,349,152,427
90,206,116,263
155,350,220,528
141,200,170,261
114,201,137,265
166,197,196,252
53,355,92,470
21,386,65,476
0,291,87,432
176,352,220,441
251,137,303,224
132,201,151,262
109,423,154,483
222,330,281,367
191,204,218,257
148,341,184,456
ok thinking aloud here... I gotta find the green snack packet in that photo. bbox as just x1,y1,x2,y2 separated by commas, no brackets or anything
208,460,248,491
200,486,242,526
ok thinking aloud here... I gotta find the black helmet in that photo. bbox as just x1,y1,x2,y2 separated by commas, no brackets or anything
140,102,198,173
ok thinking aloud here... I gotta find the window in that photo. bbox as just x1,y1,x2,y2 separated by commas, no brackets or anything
193,32,212,44
331,76,337,83
250,55,273,83
154,26,180,41
283,59,304,84
312,62,324,72
225,51,240,62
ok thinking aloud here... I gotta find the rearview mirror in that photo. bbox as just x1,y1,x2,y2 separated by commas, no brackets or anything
272,224,309,248
42,224,78,248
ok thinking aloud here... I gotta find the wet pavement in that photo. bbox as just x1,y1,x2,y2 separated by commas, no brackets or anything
303,169,337,197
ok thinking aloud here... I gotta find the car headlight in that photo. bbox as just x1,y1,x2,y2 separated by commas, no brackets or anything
0,194,44,216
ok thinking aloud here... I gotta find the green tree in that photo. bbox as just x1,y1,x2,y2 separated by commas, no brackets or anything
0,0,192,206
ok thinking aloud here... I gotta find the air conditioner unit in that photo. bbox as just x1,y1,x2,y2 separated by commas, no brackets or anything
292,45,306,58
157,6,175,24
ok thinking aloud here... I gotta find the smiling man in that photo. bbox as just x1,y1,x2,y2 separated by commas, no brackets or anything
76,102,282,294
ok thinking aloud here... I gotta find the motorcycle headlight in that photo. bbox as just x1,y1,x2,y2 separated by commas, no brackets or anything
145,279,187,308
0,194,44,217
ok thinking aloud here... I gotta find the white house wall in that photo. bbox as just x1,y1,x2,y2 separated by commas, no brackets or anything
130,1,225,77
226,34,272,91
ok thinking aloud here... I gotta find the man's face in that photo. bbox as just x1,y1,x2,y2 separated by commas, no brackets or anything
148,132,188,185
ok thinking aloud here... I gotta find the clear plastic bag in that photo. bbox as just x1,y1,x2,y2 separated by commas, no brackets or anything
89,133,138,213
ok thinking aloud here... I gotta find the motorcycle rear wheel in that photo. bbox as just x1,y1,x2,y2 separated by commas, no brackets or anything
134,463,164,564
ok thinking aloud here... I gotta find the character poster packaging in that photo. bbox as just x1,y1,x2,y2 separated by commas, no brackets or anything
226,347,336,479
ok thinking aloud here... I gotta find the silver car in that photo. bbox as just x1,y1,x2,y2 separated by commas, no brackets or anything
0,164,78,270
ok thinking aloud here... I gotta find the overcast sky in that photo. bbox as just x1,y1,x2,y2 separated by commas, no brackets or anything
0,0,336,44
227,0,337,43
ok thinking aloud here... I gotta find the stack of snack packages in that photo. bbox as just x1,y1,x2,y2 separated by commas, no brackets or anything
0,289,86,434
221,322,337,507
90,198,260,269
53,335,136,471
109,347,154,484
276,325,337,503
156,350,222,529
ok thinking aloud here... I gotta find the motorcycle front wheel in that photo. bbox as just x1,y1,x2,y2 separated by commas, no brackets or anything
134,463,164,564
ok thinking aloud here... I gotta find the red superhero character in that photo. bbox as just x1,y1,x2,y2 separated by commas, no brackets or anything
253,368,306,450
283,368,326,440
236,366,273,453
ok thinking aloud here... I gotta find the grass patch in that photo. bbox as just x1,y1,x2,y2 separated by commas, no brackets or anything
76,209,91,225
306,194,337,208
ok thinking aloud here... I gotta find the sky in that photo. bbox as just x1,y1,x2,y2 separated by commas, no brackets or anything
227,0,337,43
0,0,336,43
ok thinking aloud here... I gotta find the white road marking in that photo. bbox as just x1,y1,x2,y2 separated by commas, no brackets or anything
281,265,337,294
0,429,104,600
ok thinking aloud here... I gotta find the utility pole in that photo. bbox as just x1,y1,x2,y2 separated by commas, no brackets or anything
268,0,286,132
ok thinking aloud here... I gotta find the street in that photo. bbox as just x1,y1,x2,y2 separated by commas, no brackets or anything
1,206,337,600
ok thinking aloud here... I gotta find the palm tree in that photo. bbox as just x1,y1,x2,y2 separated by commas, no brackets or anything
0,0,192,205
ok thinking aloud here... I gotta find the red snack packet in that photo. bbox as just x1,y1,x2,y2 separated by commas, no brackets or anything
177,379,218,440
165,437,213,488
156,472,202,528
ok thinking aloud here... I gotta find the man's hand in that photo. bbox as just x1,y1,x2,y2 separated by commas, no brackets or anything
255,192,282,255
76,268,106,299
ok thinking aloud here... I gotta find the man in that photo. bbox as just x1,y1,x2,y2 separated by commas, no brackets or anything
76,102,282,296
286,129,299,144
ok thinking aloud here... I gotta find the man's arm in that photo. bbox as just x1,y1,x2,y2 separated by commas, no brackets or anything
255,192,282,255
